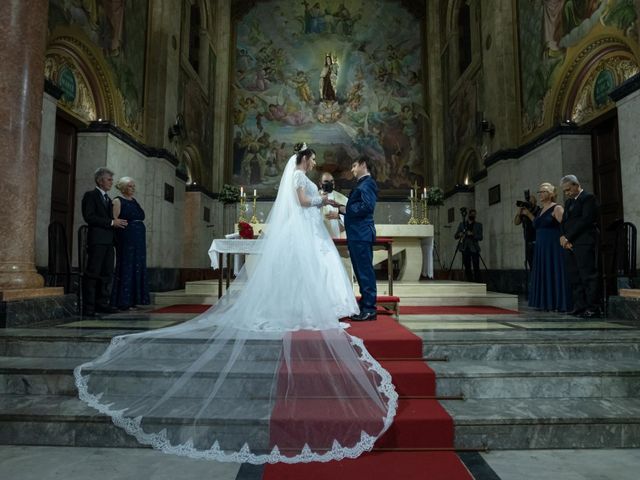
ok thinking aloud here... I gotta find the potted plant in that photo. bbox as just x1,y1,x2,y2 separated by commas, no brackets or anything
425,187,444,207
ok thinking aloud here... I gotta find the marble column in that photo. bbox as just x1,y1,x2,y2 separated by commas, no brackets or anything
0,0,48,290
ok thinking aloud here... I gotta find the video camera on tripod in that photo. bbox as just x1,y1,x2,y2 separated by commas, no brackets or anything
516,189,533,211
457,207,473,237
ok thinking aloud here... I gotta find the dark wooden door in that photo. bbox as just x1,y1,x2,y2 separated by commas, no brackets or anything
50,116,77,256
591,113,623,296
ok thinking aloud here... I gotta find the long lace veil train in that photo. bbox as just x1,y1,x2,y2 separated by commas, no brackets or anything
74,153,398,464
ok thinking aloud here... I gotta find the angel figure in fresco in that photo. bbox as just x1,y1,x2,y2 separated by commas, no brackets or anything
543,0,565,54
256,88,312,126
101,0,125,56
289,70,314,103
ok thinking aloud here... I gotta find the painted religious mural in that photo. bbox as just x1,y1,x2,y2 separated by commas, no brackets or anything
518,0,639,135
48,0,148,134
232,0,425,193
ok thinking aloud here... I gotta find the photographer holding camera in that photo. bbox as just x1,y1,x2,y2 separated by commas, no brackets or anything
514,189,541,271
454,207,483,282
319,172,348,238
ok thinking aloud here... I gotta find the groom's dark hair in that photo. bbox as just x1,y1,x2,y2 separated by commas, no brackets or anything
355,155,373,173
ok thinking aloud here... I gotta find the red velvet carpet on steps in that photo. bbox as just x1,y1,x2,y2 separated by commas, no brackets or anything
264,315,472,479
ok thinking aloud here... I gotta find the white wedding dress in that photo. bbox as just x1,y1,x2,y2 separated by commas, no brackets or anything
74,154,398,464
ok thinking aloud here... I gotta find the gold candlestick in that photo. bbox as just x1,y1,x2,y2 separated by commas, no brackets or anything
238,195,247,223
250,194,259,224
408,196,418,225
421,198,430,224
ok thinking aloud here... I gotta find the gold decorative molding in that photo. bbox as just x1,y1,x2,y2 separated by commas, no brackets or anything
45,29,144,140
44,54,97,123
551,34,637,123
570,56,639,124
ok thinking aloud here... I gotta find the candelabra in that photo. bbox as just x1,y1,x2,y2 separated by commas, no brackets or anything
250,193,259,224
421,198,430,225
408,195,418,225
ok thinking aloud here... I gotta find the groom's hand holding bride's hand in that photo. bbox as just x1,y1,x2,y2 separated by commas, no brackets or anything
326,198,343,208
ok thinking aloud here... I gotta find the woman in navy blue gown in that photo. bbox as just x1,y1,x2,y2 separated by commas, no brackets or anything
527,183,572,311
110,177,150,310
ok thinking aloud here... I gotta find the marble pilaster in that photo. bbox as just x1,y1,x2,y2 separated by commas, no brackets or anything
35,93,59,268
0,0,48,290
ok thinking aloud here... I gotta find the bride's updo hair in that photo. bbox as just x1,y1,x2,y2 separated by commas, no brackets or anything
294,142,315,165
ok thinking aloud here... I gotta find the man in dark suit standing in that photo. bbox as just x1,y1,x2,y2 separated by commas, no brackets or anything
81,167,127,316
560,174,600,317
336,156,378,321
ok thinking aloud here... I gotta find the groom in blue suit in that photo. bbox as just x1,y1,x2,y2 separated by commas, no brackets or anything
337,156,378,321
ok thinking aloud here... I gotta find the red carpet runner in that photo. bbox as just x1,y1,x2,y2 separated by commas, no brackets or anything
263,315,473,480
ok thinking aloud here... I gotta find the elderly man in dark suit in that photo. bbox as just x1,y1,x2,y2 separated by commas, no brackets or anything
336,156,378,321
560,174,600,318
81,167,127,316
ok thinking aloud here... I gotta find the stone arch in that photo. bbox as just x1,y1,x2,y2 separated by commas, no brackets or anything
181,144,204,185
454,146,480,186
550,35,640,125
445,0,478,77
45,33,122,126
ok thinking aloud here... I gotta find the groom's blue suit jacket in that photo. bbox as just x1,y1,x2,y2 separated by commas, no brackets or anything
344,175,378,242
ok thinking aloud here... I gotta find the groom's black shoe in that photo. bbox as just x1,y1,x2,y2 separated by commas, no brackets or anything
350,312,377,321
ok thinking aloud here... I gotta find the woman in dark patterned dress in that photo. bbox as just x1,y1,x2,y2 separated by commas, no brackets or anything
110,177,150,310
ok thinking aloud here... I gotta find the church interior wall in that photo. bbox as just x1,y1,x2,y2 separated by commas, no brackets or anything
183,191,217,268
616,87,640,268
34,0,222,284
22,0,640,294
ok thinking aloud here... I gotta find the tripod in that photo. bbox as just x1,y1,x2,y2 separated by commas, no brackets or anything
447,220,489,282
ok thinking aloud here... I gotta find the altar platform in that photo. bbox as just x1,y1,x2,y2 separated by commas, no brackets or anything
151,279,518,311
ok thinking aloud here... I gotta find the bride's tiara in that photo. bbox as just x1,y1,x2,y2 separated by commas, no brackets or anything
293,142,309,153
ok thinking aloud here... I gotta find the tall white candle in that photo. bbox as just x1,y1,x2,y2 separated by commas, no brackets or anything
240,186,244,197
410,189,414,198
253,189,257,197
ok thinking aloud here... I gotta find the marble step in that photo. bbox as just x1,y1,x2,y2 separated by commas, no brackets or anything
183,280,490,297
163,280,518,310
2,394,639,450
0,356,280,398
0,394,271,451
0,333,285,361
0,355,434,400
419,330,640,361
4,354,639,401
432,359,640,399
150,291,220,306
441,397,640,449
3,328,640,363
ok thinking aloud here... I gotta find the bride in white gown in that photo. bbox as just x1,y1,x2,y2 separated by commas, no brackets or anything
74,143,397,464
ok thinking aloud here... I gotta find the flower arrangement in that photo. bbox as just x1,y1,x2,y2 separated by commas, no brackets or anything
425,186,444,207
238,221,254,239
218,184,241,205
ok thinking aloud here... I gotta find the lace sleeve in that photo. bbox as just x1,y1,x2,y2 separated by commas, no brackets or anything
293,170,306,189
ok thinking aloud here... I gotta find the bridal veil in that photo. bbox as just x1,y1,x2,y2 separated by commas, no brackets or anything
74,152,398,464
